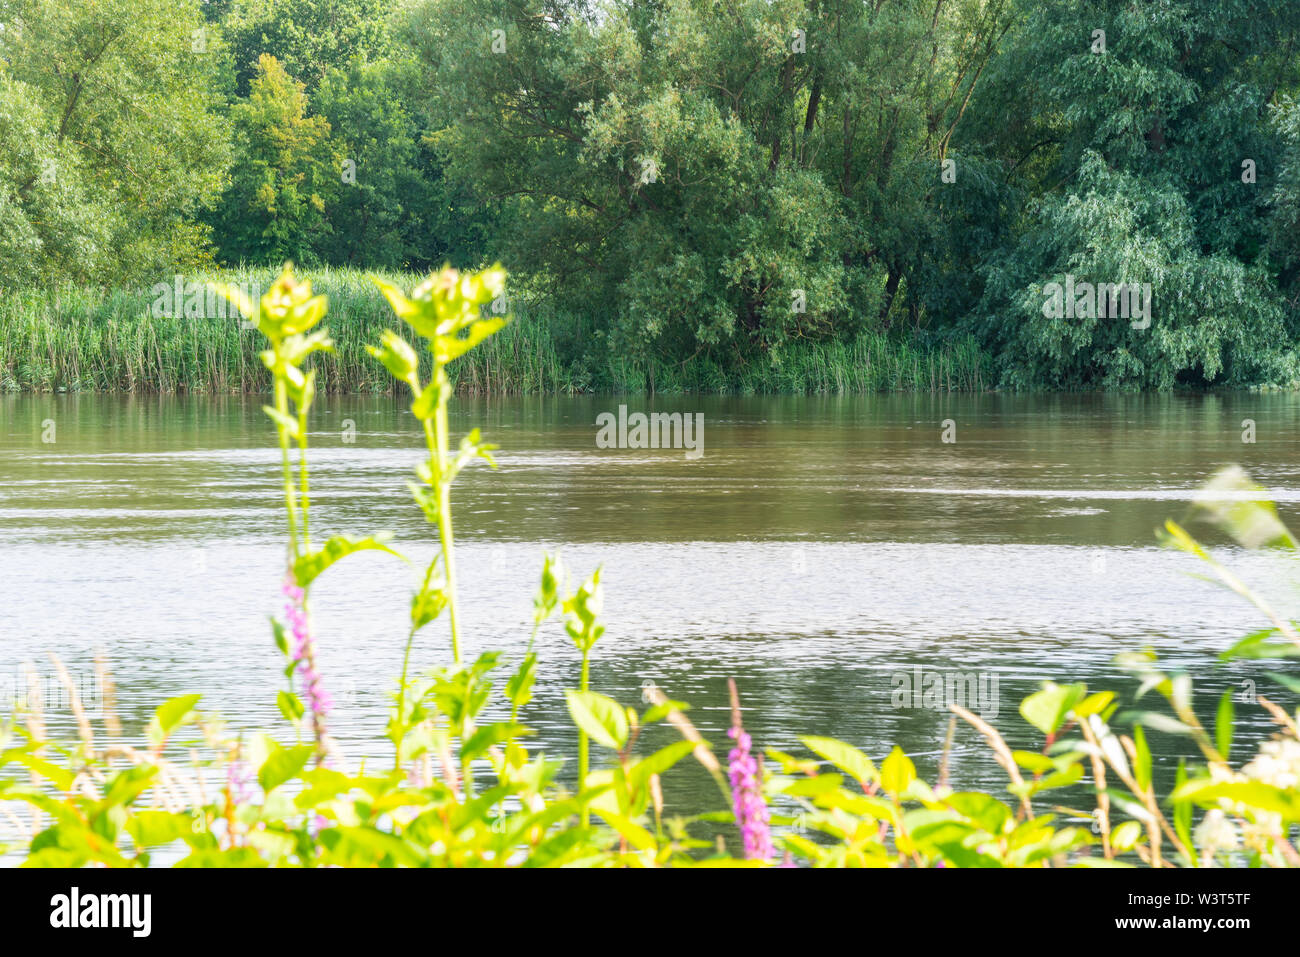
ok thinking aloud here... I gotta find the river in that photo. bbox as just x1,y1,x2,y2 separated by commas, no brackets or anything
2,392,1297,827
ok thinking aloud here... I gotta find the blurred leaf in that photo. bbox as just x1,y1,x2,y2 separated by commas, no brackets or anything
565,690,628,750
627,740,699,792
592,809,657,852
1215,690,1234,761
261,404,301,439
293,534,400,587
1021,683,1087,736
1265,672,1300,694
258,744,312,793
1191,466,1297,549
1111,820,1144,851
881,746,916,798
800,735,879,787
411,585,448,632
1133,725,1152,791
277,690,305,724
149,694,202,745
505,653,538,710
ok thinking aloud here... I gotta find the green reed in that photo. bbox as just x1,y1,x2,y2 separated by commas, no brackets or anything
1,271,988,396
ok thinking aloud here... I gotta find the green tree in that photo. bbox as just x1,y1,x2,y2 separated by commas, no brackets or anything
222,0,393,94
973,153,1294,388
400,0,1010,367
311,60,437,268
1270,96,1300,315
212,54,341,265
0,75,108,288
0,0,232,285
956,0,1300,386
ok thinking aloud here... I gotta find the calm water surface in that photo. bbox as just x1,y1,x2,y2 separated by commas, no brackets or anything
2,393,1298,826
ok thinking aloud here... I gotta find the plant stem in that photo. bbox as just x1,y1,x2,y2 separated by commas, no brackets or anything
432,370,462,666
578,649,590,826
297,414,311,551
274,376,299,559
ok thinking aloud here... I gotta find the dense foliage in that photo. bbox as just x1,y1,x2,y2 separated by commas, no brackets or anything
2,266,1299,867
2,0,1299,389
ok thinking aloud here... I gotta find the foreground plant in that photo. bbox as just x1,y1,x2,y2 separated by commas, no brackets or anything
2,270,1298,867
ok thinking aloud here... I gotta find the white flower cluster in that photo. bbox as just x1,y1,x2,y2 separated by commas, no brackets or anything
1241,737,1300,791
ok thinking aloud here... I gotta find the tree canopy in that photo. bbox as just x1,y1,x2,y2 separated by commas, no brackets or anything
3,0,1299,389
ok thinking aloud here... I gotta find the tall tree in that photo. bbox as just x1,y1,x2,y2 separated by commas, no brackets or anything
312,60,437,268
222,0,393,94
0,0,232,286
211,54,340,265
960,0,1300,387
400,0,1011,366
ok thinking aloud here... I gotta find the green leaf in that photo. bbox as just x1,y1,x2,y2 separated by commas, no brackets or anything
592,809,657,852
880,746,916,798
271,617,289,655
641,700,689,724
945,792,1011,833
411,585,447,631
209,282,254,321
563,568,605,651
366,329,419,385
535,553,561,621
277,690,305,724
150,694,201,743
1215,689,1234,760
293,534,401,587
261,405,301,439
411,381,441,420
1020,683,1087,736
1074,691,1115,718
1031,763,1085,794
1173,759,1194,866
460,723,531,762
1192,467,1297,549
505,653,538,710
436,317,508,364
1119,710,1195,736
100,765,158,809
321,825,427,867
1011,751,1056,774
1111,820,1145,851
800,735,879,787
1172,780,1300,818
565,690,629,750
127,810,197,849
1265,672,1300,694
627,740,700,791
9,754,75,792
1132,724,1152,792
1219,628,1300,661
372,277,438,339
258,744,313,793
782,773,843,796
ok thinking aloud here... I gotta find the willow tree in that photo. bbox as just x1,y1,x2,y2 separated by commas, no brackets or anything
0,0,231,287
399,0,1012,366
960,0,1300,388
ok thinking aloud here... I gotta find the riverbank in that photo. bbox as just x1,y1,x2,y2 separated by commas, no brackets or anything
0,269,990,395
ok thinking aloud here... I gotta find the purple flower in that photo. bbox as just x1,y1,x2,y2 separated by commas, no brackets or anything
283,575,333,740
727,710,773,861
226,758,256,805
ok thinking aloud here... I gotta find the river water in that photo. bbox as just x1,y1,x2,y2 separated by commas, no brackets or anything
2,392,1298,827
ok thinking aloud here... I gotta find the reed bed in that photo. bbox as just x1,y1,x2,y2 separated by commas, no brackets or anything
0,269,989,395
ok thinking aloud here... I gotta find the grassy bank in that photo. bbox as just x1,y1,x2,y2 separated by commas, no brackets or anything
0,268,990,395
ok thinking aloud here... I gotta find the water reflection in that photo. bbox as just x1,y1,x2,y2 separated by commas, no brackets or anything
1,392,1296,817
